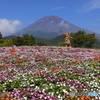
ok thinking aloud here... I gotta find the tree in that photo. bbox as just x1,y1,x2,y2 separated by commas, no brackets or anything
3,39,14,46
72,31,96,48
28,35,36,46
92,40,100,48
0,39,3,47
22,34,30,45
84,33,96,48
12,34,36,46
12,36,24,46
72,34,85,47
0,32,2,39
75,31,86,36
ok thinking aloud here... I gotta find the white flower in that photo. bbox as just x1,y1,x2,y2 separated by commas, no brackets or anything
63,89,68,93
51,92,54,96
30,84,34,86
23,97,27,100
58,94,61,98
9,80,12,82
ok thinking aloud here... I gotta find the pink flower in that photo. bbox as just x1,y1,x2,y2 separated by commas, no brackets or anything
71,86,75,89
30,93,34,95
32,96,35,100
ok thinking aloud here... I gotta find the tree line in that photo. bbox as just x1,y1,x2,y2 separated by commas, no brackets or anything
71,31,97,48
0,33,37,47
58,31,99,48
0,31,99,48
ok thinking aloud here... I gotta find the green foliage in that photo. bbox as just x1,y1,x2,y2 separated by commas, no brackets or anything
72,31,97,48
0,32,2,39
72,31,86,47
0,39,3,47
0,39,3,43
12,34,37,46
37,42,47,46
22,34,36,46
75,30,86,36
12,36,24,46
28,35,36,46
0,33,43,46
84,33,96,48
49,34,65,45
92,40,100,48
72,34,85,47
3,39,14,47
57,42,65,46
22,34,31,45
0,33,15,47
0,31,99,48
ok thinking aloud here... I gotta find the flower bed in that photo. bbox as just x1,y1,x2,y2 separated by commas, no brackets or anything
0,46,100,100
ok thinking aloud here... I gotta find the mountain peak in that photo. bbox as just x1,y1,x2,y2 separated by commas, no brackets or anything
40,16,61,19
12,16,94,39
35,16,65,24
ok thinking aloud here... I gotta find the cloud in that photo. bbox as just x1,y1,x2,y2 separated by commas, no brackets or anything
83,0,100,12
60,20,70,28
0,19,22,36
51,6,66,10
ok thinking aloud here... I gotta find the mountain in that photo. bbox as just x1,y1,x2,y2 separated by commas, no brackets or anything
3,36,17,40
11,16,99,40
48,34,65,45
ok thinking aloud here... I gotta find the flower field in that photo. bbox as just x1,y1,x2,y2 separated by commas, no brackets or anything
0,46,100,100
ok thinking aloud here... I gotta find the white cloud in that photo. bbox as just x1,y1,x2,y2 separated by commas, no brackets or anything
51,6,66,10
0,19,22,36
83,0,100,12
60,20,70,28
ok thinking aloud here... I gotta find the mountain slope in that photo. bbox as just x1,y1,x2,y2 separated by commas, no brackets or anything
12,16,95,39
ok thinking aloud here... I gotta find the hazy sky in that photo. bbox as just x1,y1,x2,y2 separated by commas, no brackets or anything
0,0,100,36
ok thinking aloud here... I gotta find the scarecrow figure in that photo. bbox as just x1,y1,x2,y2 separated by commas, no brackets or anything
64,32,73,47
